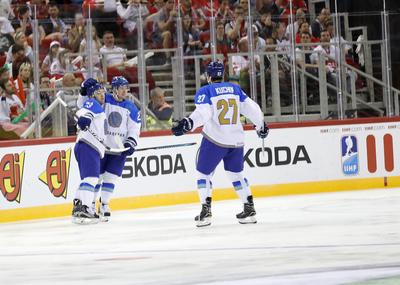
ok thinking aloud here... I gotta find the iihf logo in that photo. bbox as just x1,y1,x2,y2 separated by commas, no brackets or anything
341,135,359,175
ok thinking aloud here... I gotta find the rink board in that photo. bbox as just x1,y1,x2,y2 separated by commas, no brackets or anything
0,117,399,222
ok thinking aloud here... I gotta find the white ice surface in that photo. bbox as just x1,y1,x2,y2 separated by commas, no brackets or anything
1,189,400,285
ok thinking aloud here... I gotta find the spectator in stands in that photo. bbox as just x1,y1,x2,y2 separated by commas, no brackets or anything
14,61,34,107
256,0,282,23
27,0,49,20
49,48,69,78
67,12,86,53
148,87,173,121
41,40,61,76
6,31,34,64
274,21,289,52
295,31,319,104
285,8,306,42
10,44,30,79
225,5,247,51
116,0,150,51
39,76,53,108
0,80,28,138
279,0,308,25
55,72,79,135
148,0,165,14
77,55,104,82
56,72,79,108
79,25,102,67
231,38,255,94
41,2,66,41
12,5,32,37
325,20,352,55
216,0,233,26
182,13,202,56
202,21,231,59
255,12,275,40
0,3,14,40
295,21,317,44
310,29,352,100
180,0,206,31
311,8,330,39
0,79,24,122
241,25,266,52
151,0,178,64
0,63,11,83
100,30,155,94
100,30,127,69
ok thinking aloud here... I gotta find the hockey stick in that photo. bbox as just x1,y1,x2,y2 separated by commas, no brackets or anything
135,142,197,152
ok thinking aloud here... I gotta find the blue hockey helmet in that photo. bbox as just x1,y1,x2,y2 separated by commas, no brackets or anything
111,76,129,89
206,61,224,80
80,77,98,96
87,83,103,97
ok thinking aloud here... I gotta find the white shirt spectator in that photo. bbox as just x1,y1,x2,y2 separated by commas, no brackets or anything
100,45,127,67
0,95,24,122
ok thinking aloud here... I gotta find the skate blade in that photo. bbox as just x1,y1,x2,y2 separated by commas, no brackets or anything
238,216,257,224
99,215,110,222
72,216,99,225
196,218,211,227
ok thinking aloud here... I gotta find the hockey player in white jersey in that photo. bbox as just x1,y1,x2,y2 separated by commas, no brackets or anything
97,76,141,221
172,61,269,227
77,76,141,221
72,83,106,224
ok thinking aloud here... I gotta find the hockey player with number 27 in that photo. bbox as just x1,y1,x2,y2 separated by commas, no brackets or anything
172,61,269,227
72,83,106,224
77,76,141,222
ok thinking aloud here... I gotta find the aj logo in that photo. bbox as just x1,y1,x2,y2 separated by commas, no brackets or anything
0,152,25,203
39,149,71,198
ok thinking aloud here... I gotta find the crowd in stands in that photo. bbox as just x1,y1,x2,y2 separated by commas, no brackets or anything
0,0,363,139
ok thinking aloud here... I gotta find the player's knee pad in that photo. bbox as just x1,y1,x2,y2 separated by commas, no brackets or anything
226,171,249,190
81,177,99,188
197,172,213,190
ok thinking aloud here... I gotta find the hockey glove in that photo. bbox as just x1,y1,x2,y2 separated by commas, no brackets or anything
171,117,193,136
122,137,137,156
256,122,269,139
77,114,92,130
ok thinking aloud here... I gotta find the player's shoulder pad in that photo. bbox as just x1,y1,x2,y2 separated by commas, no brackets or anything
194,85,211,104
83,98,103,114
230,82,248,102
122,100,141,122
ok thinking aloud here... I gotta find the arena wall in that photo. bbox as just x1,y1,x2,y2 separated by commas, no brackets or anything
0,117,399,223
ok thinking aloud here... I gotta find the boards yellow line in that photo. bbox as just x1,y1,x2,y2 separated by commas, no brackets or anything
0,176,398,223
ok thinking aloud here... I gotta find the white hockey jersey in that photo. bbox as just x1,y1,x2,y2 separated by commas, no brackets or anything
77,93,141,149
76,98,107,158
189,82,264,148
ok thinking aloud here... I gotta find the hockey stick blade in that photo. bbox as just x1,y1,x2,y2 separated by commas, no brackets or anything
135,142,197,152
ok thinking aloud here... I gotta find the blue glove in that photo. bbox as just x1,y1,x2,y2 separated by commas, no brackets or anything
77,115,92,130
171,117,193,136
256,122,269,139
122,137,137,156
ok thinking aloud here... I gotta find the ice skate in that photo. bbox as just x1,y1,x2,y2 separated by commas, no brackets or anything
99,201,111,222
236,196,257,224
72,203,99,225
195,197,212,227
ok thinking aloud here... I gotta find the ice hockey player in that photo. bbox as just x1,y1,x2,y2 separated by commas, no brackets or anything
72,83,106,224
171,61,269,227
76,76,141,222
97,76,141,221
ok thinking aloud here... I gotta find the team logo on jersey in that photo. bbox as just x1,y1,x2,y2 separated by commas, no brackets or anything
38,149,71,198
0,152,25,203
341,135,359,175
108,112,122,127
